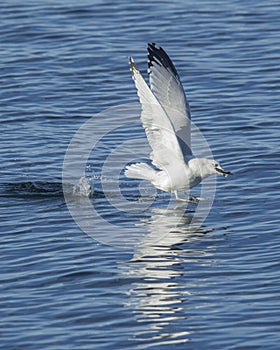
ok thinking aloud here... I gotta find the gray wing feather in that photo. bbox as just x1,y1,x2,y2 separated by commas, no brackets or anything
147,43,192,159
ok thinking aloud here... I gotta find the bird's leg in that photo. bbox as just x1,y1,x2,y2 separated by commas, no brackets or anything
174,191,189,202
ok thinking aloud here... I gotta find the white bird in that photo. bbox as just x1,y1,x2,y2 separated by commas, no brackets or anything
125,43,231,201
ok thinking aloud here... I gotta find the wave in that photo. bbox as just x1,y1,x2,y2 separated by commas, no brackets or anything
0,181,65,198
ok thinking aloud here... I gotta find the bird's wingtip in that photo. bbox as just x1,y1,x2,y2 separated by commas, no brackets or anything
148,42,158,49
129,56,138,72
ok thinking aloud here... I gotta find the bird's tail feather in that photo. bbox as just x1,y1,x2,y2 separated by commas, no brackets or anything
125,163,156,182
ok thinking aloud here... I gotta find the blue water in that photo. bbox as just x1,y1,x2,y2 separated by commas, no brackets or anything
1,0,280,349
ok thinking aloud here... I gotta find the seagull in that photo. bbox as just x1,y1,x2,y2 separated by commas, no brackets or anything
125,43,231,201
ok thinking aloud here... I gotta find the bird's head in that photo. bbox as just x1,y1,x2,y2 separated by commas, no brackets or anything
211,160,232,177
190,158,232,178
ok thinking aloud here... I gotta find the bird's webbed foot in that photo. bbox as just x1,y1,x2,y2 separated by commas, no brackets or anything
184,192,206,203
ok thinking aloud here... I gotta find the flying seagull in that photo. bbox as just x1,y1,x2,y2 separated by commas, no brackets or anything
125,43,231,201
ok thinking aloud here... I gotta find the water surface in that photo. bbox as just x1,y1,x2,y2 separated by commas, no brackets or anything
1,0,280,349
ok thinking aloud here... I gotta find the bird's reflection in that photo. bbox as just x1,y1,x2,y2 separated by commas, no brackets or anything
119,203,215,345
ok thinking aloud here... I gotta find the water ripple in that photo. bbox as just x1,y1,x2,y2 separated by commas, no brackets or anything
1,0,280,349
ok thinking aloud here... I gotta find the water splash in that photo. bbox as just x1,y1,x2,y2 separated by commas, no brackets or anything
72,176,94,197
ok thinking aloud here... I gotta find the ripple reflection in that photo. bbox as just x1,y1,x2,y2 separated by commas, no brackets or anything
120,205,214,346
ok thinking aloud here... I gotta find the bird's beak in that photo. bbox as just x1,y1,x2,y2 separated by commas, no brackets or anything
215,166,232,177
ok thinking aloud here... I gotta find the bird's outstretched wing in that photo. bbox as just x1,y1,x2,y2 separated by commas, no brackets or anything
129,57,186,170
147,43,192,159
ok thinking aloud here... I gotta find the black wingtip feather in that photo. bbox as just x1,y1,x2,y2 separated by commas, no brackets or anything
147,43,179,77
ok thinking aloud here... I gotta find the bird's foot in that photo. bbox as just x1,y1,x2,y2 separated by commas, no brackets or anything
187,194,207,203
